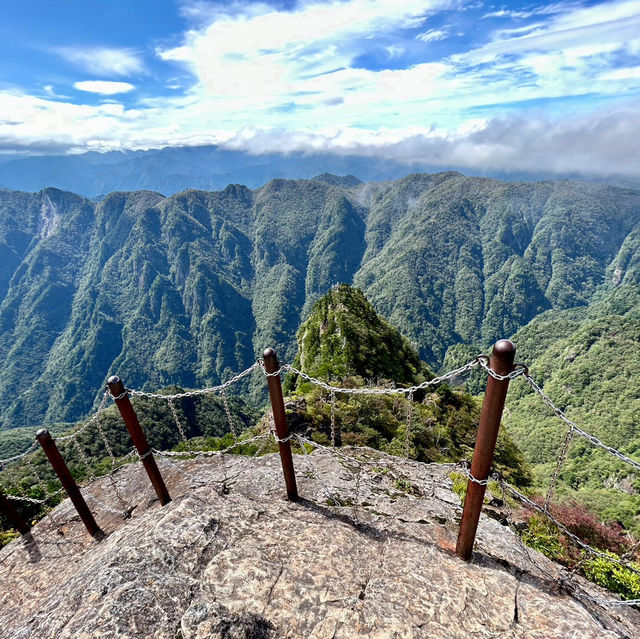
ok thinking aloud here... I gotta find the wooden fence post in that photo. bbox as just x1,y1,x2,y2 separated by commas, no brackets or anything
0,488,30,535
107,376,171,506
456,339,515,560
36,429,103,539
263,348,298,501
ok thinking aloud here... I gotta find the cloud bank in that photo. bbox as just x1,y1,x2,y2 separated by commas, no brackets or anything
0,0,639,179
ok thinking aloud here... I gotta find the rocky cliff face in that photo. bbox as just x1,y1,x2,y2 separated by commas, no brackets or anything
1,449,638,638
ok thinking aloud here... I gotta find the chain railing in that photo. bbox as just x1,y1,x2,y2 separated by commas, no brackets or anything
1,342,639,610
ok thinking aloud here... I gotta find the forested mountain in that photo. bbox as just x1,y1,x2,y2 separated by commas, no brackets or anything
1,172,640,431
503,285,640,533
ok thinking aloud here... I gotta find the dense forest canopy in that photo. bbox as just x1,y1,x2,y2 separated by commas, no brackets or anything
1,172,639,433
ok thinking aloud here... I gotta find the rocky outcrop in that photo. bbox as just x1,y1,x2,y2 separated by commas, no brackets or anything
1,448,638,638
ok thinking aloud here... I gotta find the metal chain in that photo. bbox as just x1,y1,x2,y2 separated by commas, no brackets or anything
524,374,640,472
330,390,337,447
129,362,259,400
499,477,640,578
545,424,574,511
83,489,128,516
257,359,291,377
57,391,110,442
293,434,360,526
153,433,271,459
0,441,40,466
6,493,48,504
283,358,482,396
94,413,117,463
405,390,414,459
167,398,193,452
73,437,97,482
221,389,237,439
476,357,529,381
463,469,491,487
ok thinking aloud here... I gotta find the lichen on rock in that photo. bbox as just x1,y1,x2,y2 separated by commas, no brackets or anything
0,449,637,638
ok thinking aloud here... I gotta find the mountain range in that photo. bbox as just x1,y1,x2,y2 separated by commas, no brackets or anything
1,171,640,434
2,145,639,198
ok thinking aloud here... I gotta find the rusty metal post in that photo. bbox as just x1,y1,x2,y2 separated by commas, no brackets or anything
263,348,298,501
456,339,516,560
36,429,103,539
0,487,30,535
107,376,171,506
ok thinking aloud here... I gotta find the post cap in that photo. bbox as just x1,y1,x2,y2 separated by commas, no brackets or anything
492,339,516,356
263,347,276,359
35,428,49,439
107,375,121,385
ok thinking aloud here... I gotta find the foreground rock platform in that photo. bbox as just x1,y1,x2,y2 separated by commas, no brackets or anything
1,448,638,638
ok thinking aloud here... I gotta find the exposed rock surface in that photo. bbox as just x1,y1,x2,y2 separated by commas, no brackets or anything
1,448,638,638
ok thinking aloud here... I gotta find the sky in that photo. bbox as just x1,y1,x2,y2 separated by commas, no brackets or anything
0,0,639,177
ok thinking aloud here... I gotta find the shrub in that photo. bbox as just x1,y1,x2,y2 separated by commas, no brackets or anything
582,551,640,600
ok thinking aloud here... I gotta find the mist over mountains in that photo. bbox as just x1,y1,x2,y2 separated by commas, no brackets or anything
1,171,640,432
1,146,638,198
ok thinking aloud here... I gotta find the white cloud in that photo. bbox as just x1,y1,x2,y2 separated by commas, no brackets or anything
219,101,640,179
416,28,450,42
74,81,136,95
601,66,640,80
158,0,453,106
1,0,639,180
57,47,145,76
458,0,640,65
386,45,405,58
1,85,639,180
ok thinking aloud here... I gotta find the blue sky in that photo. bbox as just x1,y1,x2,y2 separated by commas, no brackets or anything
1,0,639,176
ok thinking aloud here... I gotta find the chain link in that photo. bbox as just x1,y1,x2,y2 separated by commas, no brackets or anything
499,477,640,578
153,433,271,459
83,490,128,517
545,424,574,511
330,390,337,447
523,374,640,472
284,358,482,396
57,391,111,443
73,437,96,482
6,493,48,504
476,356,528,381
0,441,40,466
167,398,192,452
129,362,259,400
257,359,291,377
221,389,237,439
405,390,414,459
293,434,361,526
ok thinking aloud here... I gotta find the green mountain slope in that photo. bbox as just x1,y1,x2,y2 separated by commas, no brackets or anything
281,285,529,484
0,174,639,430
505,286,640,534
288,284,430,386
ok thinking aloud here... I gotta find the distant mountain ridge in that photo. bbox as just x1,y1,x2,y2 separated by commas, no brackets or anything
0,146,436,198
1,172,640,430
2,145,639,197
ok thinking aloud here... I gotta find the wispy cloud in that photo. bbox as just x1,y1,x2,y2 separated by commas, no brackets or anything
57,47,145,76
74,81,135,95
462,0,640,65
416,27,451,42
0,0,639,179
